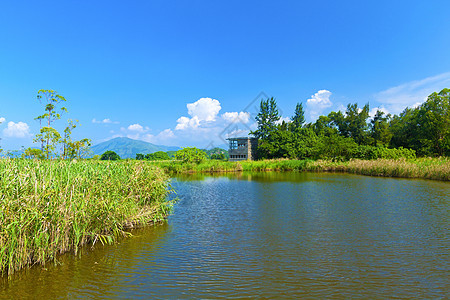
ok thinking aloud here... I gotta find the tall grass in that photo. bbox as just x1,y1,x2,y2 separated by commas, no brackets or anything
149,158,450,181
306,157,450,181
0,159,171,275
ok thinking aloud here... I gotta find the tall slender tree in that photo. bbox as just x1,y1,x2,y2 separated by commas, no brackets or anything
251,97,280,139
291,102,305,131
370,110,392,146
34,90,67,159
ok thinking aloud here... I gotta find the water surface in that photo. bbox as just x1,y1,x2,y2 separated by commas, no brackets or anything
1,172,449,298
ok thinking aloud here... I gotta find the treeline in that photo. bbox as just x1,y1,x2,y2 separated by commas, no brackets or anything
135,147,228,161
252,89,449,160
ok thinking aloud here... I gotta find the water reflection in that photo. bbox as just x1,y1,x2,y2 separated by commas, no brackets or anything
1,172,448,299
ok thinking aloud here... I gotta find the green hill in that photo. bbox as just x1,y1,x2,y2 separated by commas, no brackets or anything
91,137,180,159
202,147,229,159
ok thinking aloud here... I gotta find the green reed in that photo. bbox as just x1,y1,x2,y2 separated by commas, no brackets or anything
149,158,449,181
0,159,171,275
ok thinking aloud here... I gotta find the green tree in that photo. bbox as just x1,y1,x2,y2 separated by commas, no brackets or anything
67,138,92,159
291,102,305,131
136,153,145,160
311,115,338,136
211,153,226,160
251,97,280,139
61,119,78,159
33,127,61,159
151,151,170,160
389,107,418,151
418,88,450,156
34,90,67,159
389,89,450,156
175,147,207,163
100,150,121,161
329,103,370,145
346,103,370,145
22,148,45,159
370,110,392,146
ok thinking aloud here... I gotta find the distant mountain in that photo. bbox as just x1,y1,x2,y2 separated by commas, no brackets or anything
91,137,180,159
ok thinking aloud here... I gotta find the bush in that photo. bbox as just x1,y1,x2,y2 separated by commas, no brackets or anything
100,150,121,161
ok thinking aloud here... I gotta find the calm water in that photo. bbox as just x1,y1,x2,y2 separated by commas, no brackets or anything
1,172,449,299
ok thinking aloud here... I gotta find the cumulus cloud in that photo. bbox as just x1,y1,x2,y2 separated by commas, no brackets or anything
222,112,251,124
187,97,221,121
92,118,119,124
0,117,5,124
175,116,200,130
374,72,450,114
3,121,31,138
142,129,175,144
306,90,333,120
127,123,149,132
176,98,222,130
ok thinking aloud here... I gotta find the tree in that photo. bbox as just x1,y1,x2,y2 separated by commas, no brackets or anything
175,147,207,163
211,153,226,160
136,153,145,160
345,103,370,145
150,151,170,160
418,88,450,156
67,138,92,159
328,103,370,145
33,127,61,159
291,102,305,131
22,148,45,159
389,89,450,156
61,119,78,159
251,97,280,139
370,110,392,146
34,90,67,159
100,150,121,161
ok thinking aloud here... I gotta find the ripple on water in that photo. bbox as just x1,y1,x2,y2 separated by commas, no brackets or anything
1,172,449,299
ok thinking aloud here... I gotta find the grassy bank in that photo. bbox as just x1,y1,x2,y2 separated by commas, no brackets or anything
150,157,450,181
0,159,171,275
306,157,450,181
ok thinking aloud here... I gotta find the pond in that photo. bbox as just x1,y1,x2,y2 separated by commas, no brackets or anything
1,172,449,298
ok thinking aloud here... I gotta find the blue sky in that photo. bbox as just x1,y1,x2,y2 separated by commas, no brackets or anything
1,0,450,150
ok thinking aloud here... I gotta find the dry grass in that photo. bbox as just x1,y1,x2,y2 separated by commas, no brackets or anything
150,157,449,181
306,157,450,181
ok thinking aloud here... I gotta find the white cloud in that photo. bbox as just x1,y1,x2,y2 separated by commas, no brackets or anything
369,106,390,118
187,97,221,122
175,116,200,130
3,121,31,138
142,129,175,144
176,98,222,131
225,129,249,138
374,72,450,114
222,112,251,124
275,116,291,125
127,123,149,132
0,117,5,125
92,118,119,124
103,97,258,148
306,89,333,120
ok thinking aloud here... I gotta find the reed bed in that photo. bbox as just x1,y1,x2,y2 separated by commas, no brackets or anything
150,158,450,181
0,159,171,275
306,157,450,181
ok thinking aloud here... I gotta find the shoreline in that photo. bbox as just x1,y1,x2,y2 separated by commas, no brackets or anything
151,157,450,181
